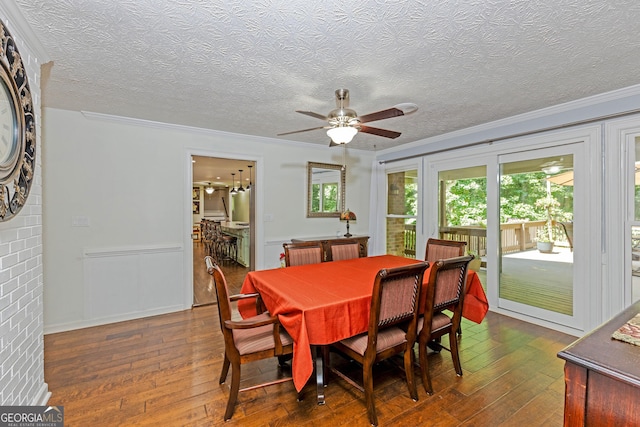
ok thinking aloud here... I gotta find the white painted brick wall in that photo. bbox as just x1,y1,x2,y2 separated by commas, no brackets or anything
0,6,45,405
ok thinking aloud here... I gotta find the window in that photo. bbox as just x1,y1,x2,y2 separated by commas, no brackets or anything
386,170,418,258
312,182,338,212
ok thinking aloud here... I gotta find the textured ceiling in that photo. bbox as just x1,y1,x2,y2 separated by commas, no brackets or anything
13,0,640,151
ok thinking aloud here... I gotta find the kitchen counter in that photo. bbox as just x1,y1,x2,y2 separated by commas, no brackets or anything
220,221,250,230
220,222,250,267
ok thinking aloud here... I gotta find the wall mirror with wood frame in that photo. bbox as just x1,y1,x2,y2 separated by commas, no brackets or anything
307,162,345,218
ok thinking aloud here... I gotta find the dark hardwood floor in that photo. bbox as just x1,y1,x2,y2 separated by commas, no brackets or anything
44,298,576,425
193,240,249,306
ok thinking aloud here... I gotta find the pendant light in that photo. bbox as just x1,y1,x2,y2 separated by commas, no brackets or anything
230,173,237,194
247,165,253,190
205,182,214,194
238,169,245,192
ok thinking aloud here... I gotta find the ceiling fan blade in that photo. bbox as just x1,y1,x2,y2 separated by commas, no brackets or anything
277,126,327,136
358,107,404,123
329,139,340,147
359,125,401,139
296,110,328,121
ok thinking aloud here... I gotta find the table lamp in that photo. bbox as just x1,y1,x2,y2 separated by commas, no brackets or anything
340,209,357,237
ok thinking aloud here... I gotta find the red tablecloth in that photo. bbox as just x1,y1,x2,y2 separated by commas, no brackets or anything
239,255,488,391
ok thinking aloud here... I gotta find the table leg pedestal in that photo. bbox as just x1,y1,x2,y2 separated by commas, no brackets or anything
314,345,328,405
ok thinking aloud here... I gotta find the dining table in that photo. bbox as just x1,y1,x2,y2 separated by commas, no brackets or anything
238,254,488,403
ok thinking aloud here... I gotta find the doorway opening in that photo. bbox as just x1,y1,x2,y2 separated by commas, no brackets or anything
192,156,255,306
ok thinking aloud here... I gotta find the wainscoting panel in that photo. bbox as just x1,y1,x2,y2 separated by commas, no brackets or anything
83,244,184,325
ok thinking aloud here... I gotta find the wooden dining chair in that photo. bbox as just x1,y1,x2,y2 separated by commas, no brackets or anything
326,239,361,261
425,238,469,337
424,238,467,263
283,241,324,266
205,256,295,421
417,255,472,395
329,261,429,426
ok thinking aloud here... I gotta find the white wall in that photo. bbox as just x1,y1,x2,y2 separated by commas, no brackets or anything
42,108,375,332
231,190,250,222
0,6,47,405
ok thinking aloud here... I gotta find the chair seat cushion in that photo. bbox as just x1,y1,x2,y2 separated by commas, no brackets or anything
417,312,452,335
233,312,293,355
338,326,407,356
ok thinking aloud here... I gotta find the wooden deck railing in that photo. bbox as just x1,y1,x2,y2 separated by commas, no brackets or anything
439,220,556,256
404,224,416,257
401,220,569,260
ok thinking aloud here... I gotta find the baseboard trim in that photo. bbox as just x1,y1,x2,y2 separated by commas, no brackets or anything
32,383,51,406
44,304,186,335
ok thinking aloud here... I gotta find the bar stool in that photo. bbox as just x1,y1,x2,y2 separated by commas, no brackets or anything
217,234,237,264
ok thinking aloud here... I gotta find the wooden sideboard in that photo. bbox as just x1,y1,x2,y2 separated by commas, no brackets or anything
557,300,640,426
291,235,369,262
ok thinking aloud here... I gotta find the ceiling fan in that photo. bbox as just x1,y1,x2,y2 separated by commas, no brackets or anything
277,89,418,146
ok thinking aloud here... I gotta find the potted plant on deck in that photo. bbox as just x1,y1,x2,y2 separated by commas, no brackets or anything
536,222,556,253
535,194,560,253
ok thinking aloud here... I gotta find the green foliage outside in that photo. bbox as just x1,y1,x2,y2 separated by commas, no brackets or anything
311,183,320,211
323,183,338,212
311,182,338,212
405,181,417,222
444,171,574,227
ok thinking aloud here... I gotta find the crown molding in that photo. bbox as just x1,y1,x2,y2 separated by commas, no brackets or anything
378,83,640,162
80,110,372,153
0,3,50,63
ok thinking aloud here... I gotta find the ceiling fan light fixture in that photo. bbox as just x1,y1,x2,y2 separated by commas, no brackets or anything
542,165,561,175
327,126,358,144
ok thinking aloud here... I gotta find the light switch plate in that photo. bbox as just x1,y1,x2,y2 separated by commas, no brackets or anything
71,216,90,227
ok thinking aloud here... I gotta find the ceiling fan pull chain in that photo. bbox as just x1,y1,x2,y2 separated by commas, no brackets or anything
342,143,347,170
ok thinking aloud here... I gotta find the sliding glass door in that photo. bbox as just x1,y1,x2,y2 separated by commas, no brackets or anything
498,144,583,328
629,136,640,303
430,140,587,330
437,165,487,283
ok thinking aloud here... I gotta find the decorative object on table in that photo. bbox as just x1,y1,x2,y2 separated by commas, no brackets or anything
340,209,357,237
279,252,285,268
612,313,640,346
0,19,36,222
